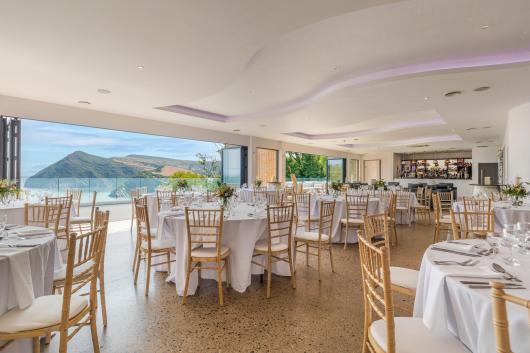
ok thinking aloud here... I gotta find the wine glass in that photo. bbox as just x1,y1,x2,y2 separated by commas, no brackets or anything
501,224,520,266
0,214,7,241
516,222,530,255
486,232,501,256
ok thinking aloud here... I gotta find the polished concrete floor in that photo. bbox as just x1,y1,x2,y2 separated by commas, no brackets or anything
44,220,434,353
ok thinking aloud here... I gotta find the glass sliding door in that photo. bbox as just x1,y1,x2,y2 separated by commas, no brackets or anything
349,159,360,182
326,158,345,184
221,145,248,186
256,148,278,182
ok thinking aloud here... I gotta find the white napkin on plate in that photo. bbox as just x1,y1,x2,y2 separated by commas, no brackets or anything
15,228,53,237
443,264,503,279
435,241,477,253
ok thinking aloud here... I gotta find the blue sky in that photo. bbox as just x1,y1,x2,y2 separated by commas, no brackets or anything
21,119,221,177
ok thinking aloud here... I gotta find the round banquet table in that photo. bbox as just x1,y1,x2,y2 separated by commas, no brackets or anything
413,239,530,353
0,227,63,353
158,203,292,296
454,201,530,232
309,196,383,243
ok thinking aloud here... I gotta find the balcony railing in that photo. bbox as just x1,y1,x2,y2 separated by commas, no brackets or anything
20,177,221,205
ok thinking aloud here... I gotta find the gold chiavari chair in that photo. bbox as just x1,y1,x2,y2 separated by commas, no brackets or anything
413,187,432,224
70,191,97,235
131,196,152,272
386,194,398,246
283,186,294,202
395,191,412,226
463,197,492,213
156,189,177,211
45,195,73,244
363,213,418,298
23,203,62,234
136,186,148,196
294,200,336,282
252,204,296,298
341,194,369,249
293,192,317,233
182,208,230,306
66,189,82,216
357,234,469,353
0,226,105,353
433,193,454,243
490,282,530,353
438,191,454,216
265,190,283,206
53,209,110,329
415,186,425,205
451,208,494,239
133,200,175,296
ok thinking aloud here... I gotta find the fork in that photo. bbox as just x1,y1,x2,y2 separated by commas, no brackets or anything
434,259,479,266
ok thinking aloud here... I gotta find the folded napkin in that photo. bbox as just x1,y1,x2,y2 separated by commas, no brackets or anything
435,241,478,253
442,264,504,279
15,228,53,237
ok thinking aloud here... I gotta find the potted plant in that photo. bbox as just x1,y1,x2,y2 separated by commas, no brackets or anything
501,183,527,206
172,179,189,193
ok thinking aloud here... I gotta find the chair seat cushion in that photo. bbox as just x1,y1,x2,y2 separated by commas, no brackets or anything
254,239,288,252
0,295,88,333
390,266,419,290
142,239,174,251
70,216,91,224
53,259,94,281
295,231,329,242
191,246,230,258
396,206,409,210
341,218,364,224
370,317,469,353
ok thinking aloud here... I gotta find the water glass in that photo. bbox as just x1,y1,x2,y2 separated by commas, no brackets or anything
501,224,520,266
0,214,7,240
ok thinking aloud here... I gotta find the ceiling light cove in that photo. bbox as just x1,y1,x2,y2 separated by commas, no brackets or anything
156,105,228,122
338,134,462,150
283,116,446,140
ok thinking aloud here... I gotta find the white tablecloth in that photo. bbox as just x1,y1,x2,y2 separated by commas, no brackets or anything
309,196,382,243
454,201,530,232
414,239,530,353
1,200,78,226
0,228,63,353
158,203,292,296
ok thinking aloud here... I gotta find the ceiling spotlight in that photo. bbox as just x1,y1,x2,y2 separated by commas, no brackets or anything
444,90,462,97
482,126,492,129
424,96,431,101
137,65,144,70
77,100,91,104
480,25,490,29
473,86,491,92
353,138,359,141
232,129,240,132
259,124,266,127
465,127,477,131
476,145,489,148
97,89,111,94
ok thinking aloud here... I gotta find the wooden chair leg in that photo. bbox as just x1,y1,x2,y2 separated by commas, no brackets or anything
317,243,322,282
33,337,40,353
90,307,101,353
225,257,231,287
306,243,309,267
288,249,296,289
58,330,68,353
145,253,151,296
266,254,272,299
217,266,224,306
166,252,171,273
293,241,298,273
99,271,108,327
132,234,139,272
344,223,348,249
133,249,141,286
182,260,191,305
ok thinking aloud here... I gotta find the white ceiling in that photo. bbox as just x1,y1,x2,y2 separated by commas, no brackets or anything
1,0,530,153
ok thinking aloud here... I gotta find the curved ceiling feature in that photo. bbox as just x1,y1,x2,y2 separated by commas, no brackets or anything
283,115,446,140
338,134,462,151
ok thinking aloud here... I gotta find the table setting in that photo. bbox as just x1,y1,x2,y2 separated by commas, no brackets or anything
414,226,530,353
0,220,63,353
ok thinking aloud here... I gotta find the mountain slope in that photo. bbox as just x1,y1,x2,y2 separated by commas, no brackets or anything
28,151,143,179
111,154,206,175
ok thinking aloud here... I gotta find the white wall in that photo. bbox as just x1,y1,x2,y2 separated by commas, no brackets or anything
505,102,530,184
471,146,498,184
361,152,395,182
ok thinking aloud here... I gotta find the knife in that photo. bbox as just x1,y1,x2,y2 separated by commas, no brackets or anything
468,285,527,290
431,247,482,257
460,281,524,286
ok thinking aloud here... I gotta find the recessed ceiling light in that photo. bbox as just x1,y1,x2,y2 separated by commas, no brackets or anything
232,129,240,132
424,96,430,101
476,145,489,148
97,89,111,94
482,126,492,129
77,100,91,104
137,65,144,70
465,127,477,131
474,86,491,92
259,124,266,127
480,25,490,29
353,138,359,141
445,90,463,97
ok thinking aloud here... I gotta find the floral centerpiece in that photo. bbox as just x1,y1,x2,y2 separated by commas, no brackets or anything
501,183,527,206
254,179,263,188
172,179,189,192
215,183,235,209
374,179,385,189
0,179,19,205
330,181,342,197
